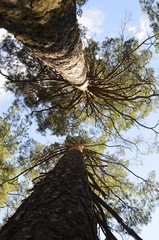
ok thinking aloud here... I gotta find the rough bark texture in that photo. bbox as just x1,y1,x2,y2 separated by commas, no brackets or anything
0,0,87,88
0,149,97,240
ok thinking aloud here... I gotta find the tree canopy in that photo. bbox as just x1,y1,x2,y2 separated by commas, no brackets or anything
1,33,159,141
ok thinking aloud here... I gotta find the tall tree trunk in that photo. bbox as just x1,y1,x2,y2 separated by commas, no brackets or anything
0,0,87,90
0,149,97,240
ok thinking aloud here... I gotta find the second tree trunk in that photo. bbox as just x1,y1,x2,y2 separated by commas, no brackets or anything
0,149,97,240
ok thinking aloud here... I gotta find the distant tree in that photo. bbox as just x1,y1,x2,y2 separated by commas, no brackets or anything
0,104,46,223
0,105,27,212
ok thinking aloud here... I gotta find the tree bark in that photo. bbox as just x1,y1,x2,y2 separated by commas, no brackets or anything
0,0,87,89
0,149,97,240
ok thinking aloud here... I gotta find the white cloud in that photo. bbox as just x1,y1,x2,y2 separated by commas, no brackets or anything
128,17,151,41
78,7,105,39
0,28,7,40
0,73,12,102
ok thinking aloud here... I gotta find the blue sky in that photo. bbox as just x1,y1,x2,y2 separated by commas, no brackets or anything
78,0,151,40
0,1,159,239
78,1,159,239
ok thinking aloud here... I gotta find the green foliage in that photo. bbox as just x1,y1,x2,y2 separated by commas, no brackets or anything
0,104,45,222
84,37,158,139
84,148,159,237
76,0,88,6
76,0,88,16
0,104,27,207
65,129,108,153
139,0,159,49
1,34,158,143
139,0,158,29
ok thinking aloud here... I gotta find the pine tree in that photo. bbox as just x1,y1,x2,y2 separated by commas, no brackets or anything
1,137,157,239
0,148,98,240
1,34,158,138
